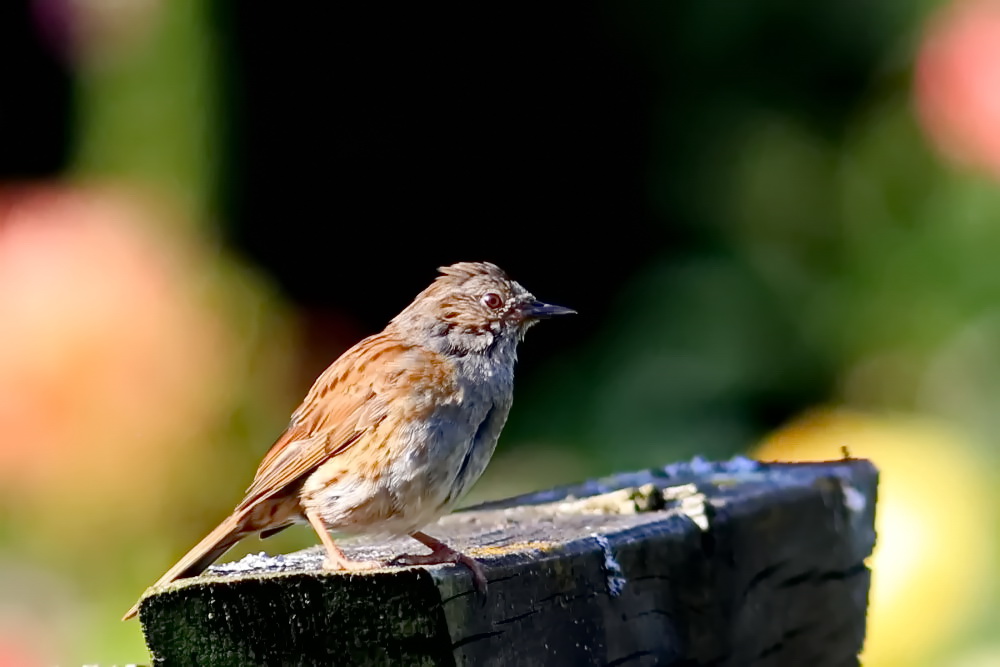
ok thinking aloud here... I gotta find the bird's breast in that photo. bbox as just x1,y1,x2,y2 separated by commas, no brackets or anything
302,350,517,536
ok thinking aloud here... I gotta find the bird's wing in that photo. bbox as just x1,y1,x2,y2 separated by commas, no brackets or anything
236,331,458,512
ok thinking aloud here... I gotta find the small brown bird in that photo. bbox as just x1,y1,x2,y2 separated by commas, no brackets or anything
123,261,573,620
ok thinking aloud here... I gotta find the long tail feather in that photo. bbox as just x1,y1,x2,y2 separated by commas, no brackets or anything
122,512,246,620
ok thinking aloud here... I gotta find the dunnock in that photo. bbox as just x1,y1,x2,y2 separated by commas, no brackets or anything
124,261,573,620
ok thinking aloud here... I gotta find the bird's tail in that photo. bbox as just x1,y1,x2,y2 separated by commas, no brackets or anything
122,512,246,621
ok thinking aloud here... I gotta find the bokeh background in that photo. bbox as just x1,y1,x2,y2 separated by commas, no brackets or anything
1,0,999,663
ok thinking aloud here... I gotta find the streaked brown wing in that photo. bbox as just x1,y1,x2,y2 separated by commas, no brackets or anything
235,332,405,512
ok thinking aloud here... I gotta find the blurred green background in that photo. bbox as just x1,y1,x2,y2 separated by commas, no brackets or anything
2,0,999,664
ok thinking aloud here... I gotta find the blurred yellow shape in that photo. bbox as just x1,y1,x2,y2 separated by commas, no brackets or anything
755,408,992,666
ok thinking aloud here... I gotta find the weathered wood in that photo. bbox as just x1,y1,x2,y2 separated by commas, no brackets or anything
138,457,877,666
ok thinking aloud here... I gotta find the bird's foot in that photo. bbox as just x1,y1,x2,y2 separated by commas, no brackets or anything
392,532,488,593
321,555,383,572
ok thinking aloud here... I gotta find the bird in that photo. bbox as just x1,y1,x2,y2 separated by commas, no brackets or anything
123,261,574,620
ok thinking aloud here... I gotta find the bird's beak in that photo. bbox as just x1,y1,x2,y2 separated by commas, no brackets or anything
520,301,577,319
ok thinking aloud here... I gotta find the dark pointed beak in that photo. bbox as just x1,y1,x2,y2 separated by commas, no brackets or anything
521,300,576,319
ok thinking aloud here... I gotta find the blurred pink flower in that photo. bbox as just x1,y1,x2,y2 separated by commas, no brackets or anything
915,0,1000,180
31,0,162,65
30,0,76,61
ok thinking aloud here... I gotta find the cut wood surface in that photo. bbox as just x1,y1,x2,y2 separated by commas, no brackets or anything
138,457,877,666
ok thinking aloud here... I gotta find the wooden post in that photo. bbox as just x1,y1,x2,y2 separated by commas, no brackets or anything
138,457,877,666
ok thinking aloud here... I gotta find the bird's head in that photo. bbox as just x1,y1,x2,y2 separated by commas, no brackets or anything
392,261,575,355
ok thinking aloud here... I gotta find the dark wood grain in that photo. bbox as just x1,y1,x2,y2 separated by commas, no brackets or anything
138,457,877,666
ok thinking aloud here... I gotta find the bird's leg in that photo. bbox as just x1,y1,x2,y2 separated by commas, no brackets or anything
305,508,382,571
393,531,488,593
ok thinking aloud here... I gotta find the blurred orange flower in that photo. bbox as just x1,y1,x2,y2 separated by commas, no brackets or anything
0,186,232,520
0,638,45,667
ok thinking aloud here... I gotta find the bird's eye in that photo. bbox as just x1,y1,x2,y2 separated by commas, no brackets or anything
481,292,504,310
